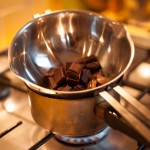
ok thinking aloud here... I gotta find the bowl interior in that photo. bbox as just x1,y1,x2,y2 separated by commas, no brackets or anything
9,10,132,88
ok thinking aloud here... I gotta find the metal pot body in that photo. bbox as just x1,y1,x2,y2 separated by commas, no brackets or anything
9,10,134,137
28,86,119,136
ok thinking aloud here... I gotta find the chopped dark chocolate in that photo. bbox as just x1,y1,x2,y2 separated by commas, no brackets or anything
43,55,107,91
88,79,97,88
96,70,108,85
73,84,85,91
86,61,101,71
97,76,108,85
57,86,66,91
61,85,72,91
69,63,84,74
67,63,84,80
76,55,98,64
67,71,79,81
65,62,73,72
85,55,98,63
81,69,91,86
92,71,99,78
53,66,66,86
48,77,57,89
67,77,79,86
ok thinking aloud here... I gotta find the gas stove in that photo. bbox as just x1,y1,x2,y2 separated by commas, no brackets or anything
0,47,150,150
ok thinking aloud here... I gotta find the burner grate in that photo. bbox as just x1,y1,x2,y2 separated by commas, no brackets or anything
0,121,22,138
0,48,149,149
28,132,55,150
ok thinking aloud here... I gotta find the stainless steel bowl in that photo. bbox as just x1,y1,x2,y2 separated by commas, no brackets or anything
9,10,135,137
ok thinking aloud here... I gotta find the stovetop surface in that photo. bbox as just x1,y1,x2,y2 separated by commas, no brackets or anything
0,48,149,150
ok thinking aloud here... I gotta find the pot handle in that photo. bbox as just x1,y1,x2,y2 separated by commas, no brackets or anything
97,85,150,144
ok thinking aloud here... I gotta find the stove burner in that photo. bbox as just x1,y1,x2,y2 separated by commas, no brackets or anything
55,127,110,145
0,76,10,100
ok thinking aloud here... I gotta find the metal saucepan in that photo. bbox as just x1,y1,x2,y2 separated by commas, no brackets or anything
8,10,150,144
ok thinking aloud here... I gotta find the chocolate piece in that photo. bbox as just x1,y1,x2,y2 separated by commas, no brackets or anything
57,86,65,91
88,79,97,88
41,76,50,88
67,77,79,86
92,70,102,78
48,77,57,89
97,76,108,85
57,83,67,91
73,84,85,91
86,61,101,71
67,63,84,80
62,85,72,91
96,70,108,85
53,66,66,86
81,69,91,86
92,71,99,78
85,55,98,63
65,62,72,72
69,63,84,74
77,55,98,64
47,68,56,77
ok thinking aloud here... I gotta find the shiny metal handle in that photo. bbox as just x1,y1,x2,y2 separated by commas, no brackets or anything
114,86,150,123
99,85,150,144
